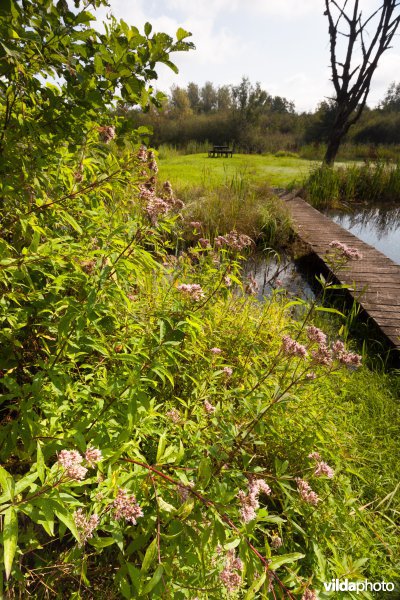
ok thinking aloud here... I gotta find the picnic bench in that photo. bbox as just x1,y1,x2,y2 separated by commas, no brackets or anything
208,145,233,158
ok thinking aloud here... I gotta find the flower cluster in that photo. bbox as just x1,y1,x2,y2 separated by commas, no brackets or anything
219,549,243,592
238,478,271,523
270,534,283,549
295,478,319,505
198,237,210,248
113,488,143,524
177,283,205,301
189,221,202,229
98,125,116,143
210,347,222,355
57,450,87,481
311,344,333,366
223,366,233,377
204,400,216,414
85,446,102,467
137,153,184,225
166,408,181,423
244,274,259,296
309,452,334,478
57,447,102,481
302,589,317,600
332,340,362,367
214,230,253,251
306,325,327,346
281,334,308,358
329,240,363,260
73,508,99,545
137,145,148,162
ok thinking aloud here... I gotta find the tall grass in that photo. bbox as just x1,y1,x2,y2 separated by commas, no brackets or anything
303,161,400,207
173,176,292,247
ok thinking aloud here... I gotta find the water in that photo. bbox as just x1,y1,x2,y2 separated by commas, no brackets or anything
323,204,400,265
244,250,315,301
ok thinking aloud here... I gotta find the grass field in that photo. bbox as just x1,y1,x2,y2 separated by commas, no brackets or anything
158,152,315,189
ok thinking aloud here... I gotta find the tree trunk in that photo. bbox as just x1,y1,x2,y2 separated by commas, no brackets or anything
323,133,342,165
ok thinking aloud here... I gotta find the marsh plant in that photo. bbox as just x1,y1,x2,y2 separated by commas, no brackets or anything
0,2,399,599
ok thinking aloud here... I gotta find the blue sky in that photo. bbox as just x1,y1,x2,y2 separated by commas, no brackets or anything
95,0,400,112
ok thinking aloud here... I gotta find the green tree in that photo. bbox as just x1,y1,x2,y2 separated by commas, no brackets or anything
0,0,194,214
380,81,400,111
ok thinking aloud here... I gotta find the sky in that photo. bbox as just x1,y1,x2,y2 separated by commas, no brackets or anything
95,0,400,113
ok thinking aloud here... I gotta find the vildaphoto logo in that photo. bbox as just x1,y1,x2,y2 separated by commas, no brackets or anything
323,579,395,593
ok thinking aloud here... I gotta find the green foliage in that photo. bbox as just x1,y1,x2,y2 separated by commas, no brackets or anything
0,2,399,598
302,162,400,207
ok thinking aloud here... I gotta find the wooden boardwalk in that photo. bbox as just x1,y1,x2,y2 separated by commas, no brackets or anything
283,193,400,350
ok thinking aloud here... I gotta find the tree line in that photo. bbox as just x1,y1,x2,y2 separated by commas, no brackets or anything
121,77,400,155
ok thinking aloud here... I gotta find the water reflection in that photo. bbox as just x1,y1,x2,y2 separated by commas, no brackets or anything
244,251,315,301
324,204,400,265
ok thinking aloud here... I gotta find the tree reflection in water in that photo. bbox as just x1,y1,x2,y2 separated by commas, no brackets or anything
324,204,400,264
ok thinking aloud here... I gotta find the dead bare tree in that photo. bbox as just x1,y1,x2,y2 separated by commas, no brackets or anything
324,0,400,164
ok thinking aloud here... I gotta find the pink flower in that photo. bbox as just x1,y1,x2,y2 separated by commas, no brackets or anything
308,452,321,461
332,340,362,367
238,478,271,523
73,508,99,545
314,461,334,478
295,478,319,505
166,408,181,423
223,366,233,377
189,221,202,229
177,283,205,302
99,125,115,143
204,400,216,414
219,549,243,592
137,145,148,162
85,446,102,468
281,335,308,358
215,231,253,251
57,450,88,481
270,535,283,549
302,589,317,600
210,347,222,355
224,275,232,287
245,274,258,296
329,240,363,260
311,344,333,366
148,159,158,173
198,238,210,248
306,325,327,346
113,488,143,524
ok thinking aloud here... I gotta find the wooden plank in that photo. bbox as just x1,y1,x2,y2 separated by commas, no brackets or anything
285,195,400,350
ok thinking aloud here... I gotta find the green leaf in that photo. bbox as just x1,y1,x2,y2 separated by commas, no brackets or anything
0,466,14,502
36,442,45,484
3,506,18,580
144,22,152,36
176,27,191,41
158,497,176,514
269,552,305,570
141,538,157,574
94,53,103,75
141,564,164,595
55,507,80,542
245,571,267,599
156,434,167,463
89,536,116,549
198,456,212,488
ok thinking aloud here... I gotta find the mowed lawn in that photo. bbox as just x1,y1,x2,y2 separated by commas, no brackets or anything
158,152,317,189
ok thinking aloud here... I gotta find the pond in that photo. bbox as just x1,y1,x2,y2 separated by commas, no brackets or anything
244,250,316,302
323,204,400,265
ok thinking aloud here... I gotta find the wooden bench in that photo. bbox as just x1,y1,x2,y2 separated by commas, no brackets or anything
208,145,233,158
